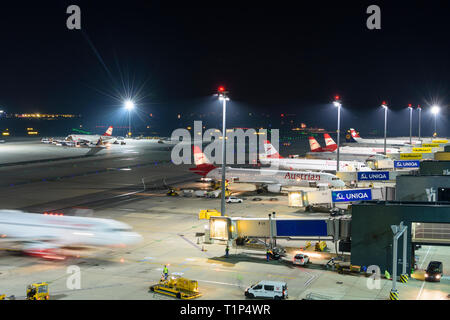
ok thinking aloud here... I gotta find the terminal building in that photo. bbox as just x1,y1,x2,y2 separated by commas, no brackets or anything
351,158,450,275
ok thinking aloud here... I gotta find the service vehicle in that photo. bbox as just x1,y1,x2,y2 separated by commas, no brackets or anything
167,188,179,196
149,276,202,299
425,261,443,282
26,282,49,300
245,281,288,300
226,196,243,203
194,190,208,197
293,253,310,266
267,247,286,260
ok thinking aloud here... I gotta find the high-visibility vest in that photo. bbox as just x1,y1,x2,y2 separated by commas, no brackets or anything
163,267,168,274
385,270,391,279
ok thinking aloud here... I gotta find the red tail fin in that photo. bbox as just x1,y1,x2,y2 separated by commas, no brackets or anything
103,126,113,136
323,133,338,152
263,140,283,159
308,136,322,152
190,145,216,176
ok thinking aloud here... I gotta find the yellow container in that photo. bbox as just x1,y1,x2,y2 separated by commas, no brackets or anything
432,140,448,144
199,209,221,220
422,143,439,148
400,153,422,160
412,147,432,153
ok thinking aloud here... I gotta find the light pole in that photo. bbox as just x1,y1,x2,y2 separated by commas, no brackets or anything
124,100,135,137
417,105,422,141
217,86,229,217
333,96,342,172
431,105,440,137
381,101,388,155
407,104,413,144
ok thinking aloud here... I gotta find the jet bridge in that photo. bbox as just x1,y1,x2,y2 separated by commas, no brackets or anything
209,215,351,242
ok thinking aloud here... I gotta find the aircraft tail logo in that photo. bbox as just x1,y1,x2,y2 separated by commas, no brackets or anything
103,126,113,136
190,145,216,176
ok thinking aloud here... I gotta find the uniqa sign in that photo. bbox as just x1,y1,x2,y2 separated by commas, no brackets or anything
357,171,389,181
332,189,372,203
394,160,420,168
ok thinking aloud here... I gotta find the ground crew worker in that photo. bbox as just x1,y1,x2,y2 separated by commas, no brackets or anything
225,245,229,258
384,270,391,280
163,265,169,280
266,248,270,262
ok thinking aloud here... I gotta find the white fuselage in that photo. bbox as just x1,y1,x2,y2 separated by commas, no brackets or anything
259,157,371,172
353,137,421,146
307,151,388,161
66,134,115,144
206,167,345,188
339,146,399,154
0,210,142,250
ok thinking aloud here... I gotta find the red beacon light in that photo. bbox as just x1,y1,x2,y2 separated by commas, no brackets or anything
218,86,225,92
334,95,340,101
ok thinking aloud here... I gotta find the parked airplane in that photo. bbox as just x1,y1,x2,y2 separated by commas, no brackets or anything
190,146,345,193
349,128,421,146
260,140,371,172
0,210,142,259
307,136,389,161
324,133,400,154
66,126,116,145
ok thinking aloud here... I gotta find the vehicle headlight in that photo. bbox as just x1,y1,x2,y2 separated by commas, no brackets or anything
424,273,428,277
435,274,441,279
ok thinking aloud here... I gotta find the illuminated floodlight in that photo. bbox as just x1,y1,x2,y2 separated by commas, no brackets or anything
124,100,135,110
431,105,440,114
333,101,341,107
381,101,388,109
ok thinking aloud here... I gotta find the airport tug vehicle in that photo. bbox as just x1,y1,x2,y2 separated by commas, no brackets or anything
26,282,50,300
149,276,202,300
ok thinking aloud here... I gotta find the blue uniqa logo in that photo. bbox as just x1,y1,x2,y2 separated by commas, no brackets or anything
357,171,389,181
332,189,372,203
394,160,420,168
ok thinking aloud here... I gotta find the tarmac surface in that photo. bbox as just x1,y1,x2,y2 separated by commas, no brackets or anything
0,138,449,300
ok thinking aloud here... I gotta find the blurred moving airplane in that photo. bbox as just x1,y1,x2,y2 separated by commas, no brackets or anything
0,210,142,259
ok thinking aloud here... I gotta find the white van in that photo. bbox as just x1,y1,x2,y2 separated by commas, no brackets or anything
244,281,288,300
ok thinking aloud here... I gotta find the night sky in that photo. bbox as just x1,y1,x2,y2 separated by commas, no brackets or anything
0,1,448,135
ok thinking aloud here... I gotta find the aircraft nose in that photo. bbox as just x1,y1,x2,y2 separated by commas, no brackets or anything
336,180,345,187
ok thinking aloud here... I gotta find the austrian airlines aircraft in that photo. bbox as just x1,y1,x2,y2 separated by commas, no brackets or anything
65,126,116,146
349,128,421,146
260,140,371,172
190,146,345,193
324,133,400,154
307,136,389,161
0,210,142,259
